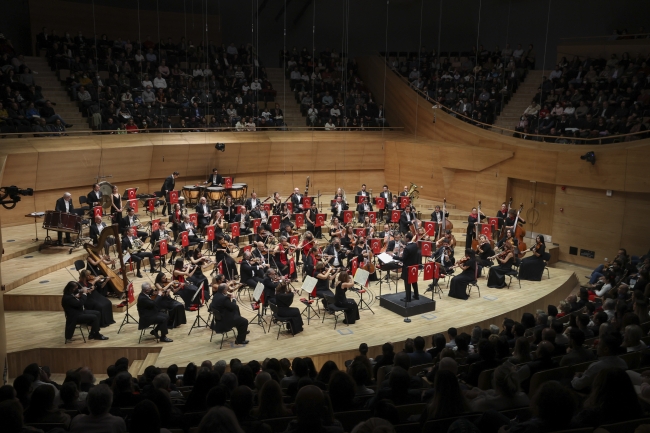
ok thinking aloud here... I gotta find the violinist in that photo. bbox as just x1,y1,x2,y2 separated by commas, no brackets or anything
331,196,348,221
150,222,179,265
448,249,477,300
232,206,252,244
78,270,115,328
323,238,346,274
466,207,486,246
306,201,322,239
497,229,518,253
274,283,304,335
280,224,295,240
519,235,547,281
180,215,204,258
279,202,293,229
303,245,320,278
430,205,449,225
272,192,282,215
504,208,526,233
335,271,361,325
433,241,456,274
138,282,173,342
487,240,516,289
253,241,270,266
329,217,344,239
378,223,393,245
417,226,431,242
362,216,375,238
210,283,250,345
356,195,373,223
262,268,289,305
172,258,200,310
61,282,106,342
353,236,378,281
241,250,267,289
153,272,187,328
188,249,213,300
274,236,297,280
314,262,337,299
476,234,496,267
221,196,236,223
255,224,273,244
214,234,239,279
341,225,357,251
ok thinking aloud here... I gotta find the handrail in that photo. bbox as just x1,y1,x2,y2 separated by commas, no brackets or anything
558,33,650,42
385,58,649,144
0,125,404,138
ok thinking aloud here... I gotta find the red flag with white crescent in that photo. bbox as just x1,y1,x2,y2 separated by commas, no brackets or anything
351,257,358,276
127,282,135,303
408,265,419,284
423,263,434,281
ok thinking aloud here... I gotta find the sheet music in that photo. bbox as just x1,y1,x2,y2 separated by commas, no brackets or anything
354,268,370,286
301,276,318,294
122,253,131,264
191,282,204,303
377,252,395,264
253,282,265,302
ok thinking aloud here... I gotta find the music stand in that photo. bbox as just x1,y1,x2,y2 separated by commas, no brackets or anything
118,284,138,333
152,240,170,273
352,268,374,313
188,282,209,335
376,252,397,299
299,276,320,325
248,282,267,332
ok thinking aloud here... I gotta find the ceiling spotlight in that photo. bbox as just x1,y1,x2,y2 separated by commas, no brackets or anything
580,151,596,165
215,143,226,152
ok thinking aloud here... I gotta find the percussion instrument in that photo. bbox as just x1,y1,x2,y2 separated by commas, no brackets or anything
182,185,202,204
207,186,225,203
43,210,81,233
98,181,114,197
232,182,248,198
229,185,245,202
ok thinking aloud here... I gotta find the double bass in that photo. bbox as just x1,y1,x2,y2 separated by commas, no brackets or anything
471,200,483,250
512,203,527,258
84,224,127,295
498,197,513,241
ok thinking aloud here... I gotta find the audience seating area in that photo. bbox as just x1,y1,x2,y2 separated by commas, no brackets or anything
4,249,650,433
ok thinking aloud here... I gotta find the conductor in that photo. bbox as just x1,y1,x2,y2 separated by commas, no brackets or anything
393,232,420,302
210,283,250,345
137,283,173,342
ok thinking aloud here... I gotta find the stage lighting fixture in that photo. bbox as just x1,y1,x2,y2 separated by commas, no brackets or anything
0,186,34,209
215,143,226,152
580,151,596,165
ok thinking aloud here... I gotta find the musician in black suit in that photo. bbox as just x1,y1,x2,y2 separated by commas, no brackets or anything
245,192,261,211
356,184,369,198
205,168,224,187
87,183,103,207
330,197,348,221
393,232,420,302
232,206,252,244
179,215,204,257
399,205,417,234
55,192,74,245
89,215,115,255
62,281,108,341
240,250,267,289
195,197,211,229
385,196,400,222
291,187,305,213
356,195,373,223
137,283,173,342
399,186,410,197
210,283,249,345
123,228,156,277
150,222,179,265
378,185,392,221
120,207,148,242
160,171,179,216
430,205,449,224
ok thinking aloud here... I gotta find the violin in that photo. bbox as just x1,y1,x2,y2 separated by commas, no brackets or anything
452,256,470,269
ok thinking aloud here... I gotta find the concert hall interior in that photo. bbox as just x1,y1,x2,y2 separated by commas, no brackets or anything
1,1,650,432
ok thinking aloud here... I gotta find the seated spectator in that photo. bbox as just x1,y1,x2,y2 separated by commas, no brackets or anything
560,329,596,367
419,370,469,428
622,324,647,352
251,380,292,421
516,341,558,393
571,333,626,391
328,371,359,412
111,372,142,408
508,337,532,364
39,101,72,127
23,384,71,428
284,385,343,433
70,384,126,433
509,381,577,433
465,339,500,387
467,362,530,412
197,407,245,433
409,336,433,366
130,399,172,433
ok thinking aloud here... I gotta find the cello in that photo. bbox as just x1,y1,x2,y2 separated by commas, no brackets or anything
512,203,527,258
84,224,128,295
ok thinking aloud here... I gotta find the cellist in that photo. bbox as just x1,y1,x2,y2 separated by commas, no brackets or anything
504,208,526,233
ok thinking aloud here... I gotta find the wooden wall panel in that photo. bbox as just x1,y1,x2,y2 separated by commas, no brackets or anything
99,143,154,183
625,146,650,192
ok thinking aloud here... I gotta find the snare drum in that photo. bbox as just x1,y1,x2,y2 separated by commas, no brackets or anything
182,185,201,203
207,187,225,202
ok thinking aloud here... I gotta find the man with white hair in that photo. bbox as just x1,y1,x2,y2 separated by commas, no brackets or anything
137,282,173,342
55,192,74,245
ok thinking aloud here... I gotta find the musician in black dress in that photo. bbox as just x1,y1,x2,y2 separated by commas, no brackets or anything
262,268,285,305
487,241,516,289
279,203,293,229
476,234,496,268
161,171,179,216
335,271,360,325
110,185,123,223
448,249,477,300
519,235,547,281
273,284,304,335
496,203,509,231
195,197,211,229
221,196,236,223
392,232,420,302
137,283,173,342
172,258,200,310
78,270,115,327
497,229,518,253
504,208,526,234
329,217,344,239
399,205,416,234
188,249,212,300
62,282,107,341
86,253,114,279
54,192,74,245
214,234,239,279
153,273,187,328
314,262,336,299
356,196,373,223
305,202,322,239
205,168,224,187
466,207,486,247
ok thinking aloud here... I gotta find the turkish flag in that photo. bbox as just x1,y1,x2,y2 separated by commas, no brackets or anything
350,256,358,276
354,228,366,238
370,238,382,254
400,196,410,209
252,218,261,234
147,198,155,212
151,219,160,232
315,213,326,227
286,202,293,213
343,210,354,224
180,231,189,247
127,188,137,200
295,213,304,228
434,262,441,279
242,244,252,254
231,223,240,238
289,258,295,274
218,260,223,274
127,282,135,303
128,199,138,213
375,197,386,210
93,206,103,219
289,235,299,246
270,215,280,231
420,241,432,257
224,177,232,189
235,205,244,214
368,211,377,224
262,203,271,213
302,196,312,208
408,265,419,284
423,262,434,281
391,210,401,223
159,239,168,255
424,221,436,237
189,213,198,226
481,224,492,236
169,191,179,204
205,225,215,241
488,217,499,230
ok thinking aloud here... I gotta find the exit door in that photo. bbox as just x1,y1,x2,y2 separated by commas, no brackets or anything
507,179,556,239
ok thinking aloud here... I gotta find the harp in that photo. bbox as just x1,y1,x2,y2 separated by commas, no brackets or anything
84,224,127,294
